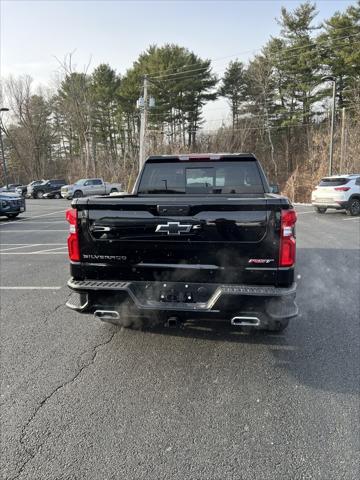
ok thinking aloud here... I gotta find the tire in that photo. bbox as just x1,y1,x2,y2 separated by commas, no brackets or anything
110,188,117,194
73,190,83,198
54,192,61,199
346,198,360,216
36,190,45,199
315,207,327,214
6,213,19,219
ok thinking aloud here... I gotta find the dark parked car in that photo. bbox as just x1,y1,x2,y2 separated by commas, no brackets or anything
14,180,47,197
0,183,23,193
0,192,26,218
31,179,66,199
43,189,62,199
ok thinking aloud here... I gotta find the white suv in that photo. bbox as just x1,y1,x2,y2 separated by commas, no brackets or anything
311,174,360,216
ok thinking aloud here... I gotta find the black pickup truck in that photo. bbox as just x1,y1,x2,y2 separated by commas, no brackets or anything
66,154,298,332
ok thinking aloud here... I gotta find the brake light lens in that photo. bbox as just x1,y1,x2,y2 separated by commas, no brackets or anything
178,155,221,161
279,209,297,267
334,187,350,191
66,208,80,261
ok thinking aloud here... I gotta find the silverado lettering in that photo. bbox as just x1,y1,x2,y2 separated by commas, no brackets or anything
82,254,128,261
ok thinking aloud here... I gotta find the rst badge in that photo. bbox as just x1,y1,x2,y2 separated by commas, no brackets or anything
248,259,274,264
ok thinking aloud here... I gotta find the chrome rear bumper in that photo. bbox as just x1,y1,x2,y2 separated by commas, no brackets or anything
66,278,298,326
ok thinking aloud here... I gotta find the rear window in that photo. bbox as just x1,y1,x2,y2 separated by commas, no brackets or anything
319,178,349,187
138,161,264,194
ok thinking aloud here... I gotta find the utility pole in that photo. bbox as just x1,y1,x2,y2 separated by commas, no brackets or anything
340,107,346,173
320,76,336,177
0,107,9,189
139,75,148,171
329,79,336,176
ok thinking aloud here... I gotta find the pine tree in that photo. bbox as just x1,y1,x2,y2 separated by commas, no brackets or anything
119,44,218,147
219,60,247,128
91,64,121,163
317,2,360,109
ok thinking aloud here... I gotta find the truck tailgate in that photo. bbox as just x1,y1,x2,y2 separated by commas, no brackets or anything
74,196,283,285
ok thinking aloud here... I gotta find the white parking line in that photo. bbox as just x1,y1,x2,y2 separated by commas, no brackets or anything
0,243,65,246
296,211,314,215
0,286,62,290
0,210,66,226
0,252,67,255
31,246,68,253
343,217,360,221
0,244,42,252
1,220,67,224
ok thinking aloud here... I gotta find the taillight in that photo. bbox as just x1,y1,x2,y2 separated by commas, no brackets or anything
66,208,80,261
334,187,350,191
279,209,297,267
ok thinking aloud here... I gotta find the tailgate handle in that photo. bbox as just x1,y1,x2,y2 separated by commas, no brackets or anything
90,226,111,232
157,205,190,216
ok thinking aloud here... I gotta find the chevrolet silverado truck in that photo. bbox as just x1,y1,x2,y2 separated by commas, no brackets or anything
61,178,123,199
65,154,298,332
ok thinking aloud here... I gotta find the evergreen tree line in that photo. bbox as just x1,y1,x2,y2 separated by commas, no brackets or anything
1,2,359,198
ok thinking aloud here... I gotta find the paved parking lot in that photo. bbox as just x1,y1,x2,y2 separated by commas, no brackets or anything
1,200,359,480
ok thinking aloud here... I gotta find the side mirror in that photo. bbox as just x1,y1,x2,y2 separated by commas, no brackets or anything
270,184,280,194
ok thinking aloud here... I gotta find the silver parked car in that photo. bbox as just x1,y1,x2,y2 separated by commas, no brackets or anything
61,178,123,199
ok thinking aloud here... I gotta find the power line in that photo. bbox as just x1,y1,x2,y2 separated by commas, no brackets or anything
148,121,330,137
202,104,360,124
145,40,359,92
198,121,330,134
151,36,360,85
147,106,359,132
150,28,358,79
145,84,360,119
148,31,360,80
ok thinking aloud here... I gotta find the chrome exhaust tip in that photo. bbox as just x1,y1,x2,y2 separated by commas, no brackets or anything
231,316,260,327
94,310,120,321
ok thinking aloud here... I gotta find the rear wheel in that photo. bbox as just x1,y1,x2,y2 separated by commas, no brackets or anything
73,190,83,198
315,207,327,214
36,190,44,199
346,198,360,216
54,192,61,199
6,213,19,219
110,188,118,194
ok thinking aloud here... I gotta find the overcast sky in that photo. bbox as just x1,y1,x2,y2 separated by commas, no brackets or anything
0,0,353,126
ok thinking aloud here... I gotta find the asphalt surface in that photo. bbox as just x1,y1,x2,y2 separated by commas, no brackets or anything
1,200,359,480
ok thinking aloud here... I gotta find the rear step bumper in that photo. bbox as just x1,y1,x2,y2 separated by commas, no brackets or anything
66,278,297,328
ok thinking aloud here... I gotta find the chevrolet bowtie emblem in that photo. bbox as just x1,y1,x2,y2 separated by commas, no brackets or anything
156,222,193,235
